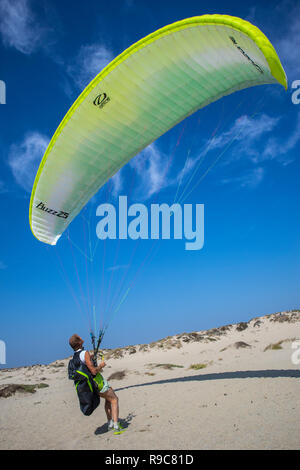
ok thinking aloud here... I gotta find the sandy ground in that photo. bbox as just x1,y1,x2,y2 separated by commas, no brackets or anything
0,311,300,450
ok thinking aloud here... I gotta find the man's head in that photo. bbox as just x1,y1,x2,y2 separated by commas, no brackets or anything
69,334,84,351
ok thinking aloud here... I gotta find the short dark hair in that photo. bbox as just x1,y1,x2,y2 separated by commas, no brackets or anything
69,334,82,351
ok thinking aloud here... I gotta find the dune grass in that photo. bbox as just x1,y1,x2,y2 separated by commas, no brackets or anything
189,363,207,370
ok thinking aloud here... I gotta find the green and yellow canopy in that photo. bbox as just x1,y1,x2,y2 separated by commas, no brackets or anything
29,14,287,245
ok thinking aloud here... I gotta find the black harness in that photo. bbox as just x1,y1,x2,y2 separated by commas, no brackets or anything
68,350,100,416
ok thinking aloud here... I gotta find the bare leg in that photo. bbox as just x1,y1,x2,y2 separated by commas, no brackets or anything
100,388,119,423
104,399,112,421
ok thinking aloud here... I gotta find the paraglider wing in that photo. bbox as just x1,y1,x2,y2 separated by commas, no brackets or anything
29,14,287,245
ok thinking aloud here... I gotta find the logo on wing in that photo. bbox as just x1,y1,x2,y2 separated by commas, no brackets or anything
93,93,111,109
36,202,69,219
229,36,264,75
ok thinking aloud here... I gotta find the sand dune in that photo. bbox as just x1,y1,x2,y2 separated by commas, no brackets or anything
0,310,300,450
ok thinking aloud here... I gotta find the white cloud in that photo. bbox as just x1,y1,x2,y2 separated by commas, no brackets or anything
175,149,199,183
221,167,265,189
8,132,49,192
207,114,280,157
125,114,282,199
111,169,123,198
208,111,300,166
263,111,300,164
130,143,170,199
172,108,300,195
174,113,280,188
68,43,114,90
0,0,46,54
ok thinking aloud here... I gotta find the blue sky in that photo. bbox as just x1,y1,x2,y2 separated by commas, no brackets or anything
0,0,300,368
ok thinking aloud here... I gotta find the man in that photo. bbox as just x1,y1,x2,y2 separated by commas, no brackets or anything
69,334,123,434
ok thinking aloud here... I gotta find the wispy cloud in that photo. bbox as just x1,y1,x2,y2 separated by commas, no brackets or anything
0,0,47,54
117,113,284,199
67,43,114,90
174,114,280,187
263,111,300,164
111,169,123,198
8,132,49,192
206,114,281,161
221,167,265,189
172,109,300,194
130,143,170,200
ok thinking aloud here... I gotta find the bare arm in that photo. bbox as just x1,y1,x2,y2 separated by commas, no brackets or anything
84,351,106,376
